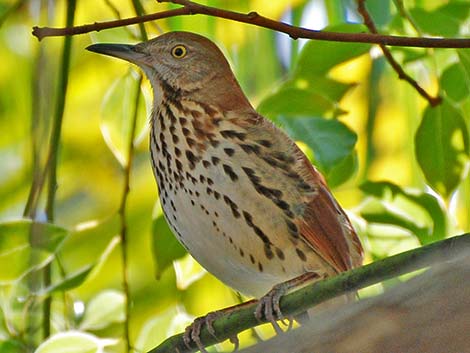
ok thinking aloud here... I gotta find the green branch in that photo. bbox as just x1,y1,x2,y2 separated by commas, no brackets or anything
149,233,470,353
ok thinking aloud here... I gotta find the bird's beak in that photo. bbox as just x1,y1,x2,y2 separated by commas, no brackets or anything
86,43,149,66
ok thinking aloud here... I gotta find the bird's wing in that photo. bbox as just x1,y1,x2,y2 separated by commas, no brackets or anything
231,112,363,273
295,156,363,272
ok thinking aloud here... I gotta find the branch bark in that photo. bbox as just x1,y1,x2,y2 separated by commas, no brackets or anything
239,248,470,353
32,0,470,49
148,233,470,353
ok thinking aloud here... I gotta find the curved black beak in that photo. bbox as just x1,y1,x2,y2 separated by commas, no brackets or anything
86,43,147,65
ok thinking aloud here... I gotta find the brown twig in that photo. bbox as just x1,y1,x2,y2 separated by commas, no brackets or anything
357,0,441,106
32,0,470,49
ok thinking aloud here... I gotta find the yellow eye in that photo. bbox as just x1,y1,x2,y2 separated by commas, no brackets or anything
171,45,187,58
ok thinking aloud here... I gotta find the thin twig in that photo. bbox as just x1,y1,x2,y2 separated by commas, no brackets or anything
41,0,77,340
118,3,148,351
118,74,142,353
357,0,441,106
32,0,470,49
148,233,470,353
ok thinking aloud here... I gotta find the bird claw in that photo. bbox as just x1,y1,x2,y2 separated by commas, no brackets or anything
183,311,225,352
254,282,291,334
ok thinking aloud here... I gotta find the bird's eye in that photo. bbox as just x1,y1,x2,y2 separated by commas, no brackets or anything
171,45,187,58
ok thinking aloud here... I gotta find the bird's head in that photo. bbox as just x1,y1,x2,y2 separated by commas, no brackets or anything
87,31,252,111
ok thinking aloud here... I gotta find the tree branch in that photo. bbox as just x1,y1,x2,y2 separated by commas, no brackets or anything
32,0,470,49
357,0,441,107
148,233,470,353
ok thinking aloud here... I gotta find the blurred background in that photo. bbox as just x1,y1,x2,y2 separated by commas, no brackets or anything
0,0,469,352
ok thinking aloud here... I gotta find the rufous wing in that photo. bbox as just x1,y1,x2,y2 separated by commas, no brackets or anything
297,158,363,273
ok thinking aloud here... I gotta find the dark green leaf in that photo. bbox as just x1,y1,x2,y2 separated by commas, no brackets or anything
457,49,470,79
285,77,355,104
441,63,470,102
152,213,186,280
325,152,358,188
40,265,94,295
294,23,370,77
0,339,26,353
415,101,469,197
274,116,357,174
409,3,470,37
360,181,447,244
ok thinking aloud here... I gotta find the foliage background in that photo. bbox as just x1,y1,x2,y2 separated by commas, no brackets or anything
0,0,469,352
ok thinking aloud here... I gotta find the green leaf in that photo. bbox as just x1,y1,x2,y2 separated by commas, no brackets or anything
294,23,370,77
457,49,470,81
257,87,335,118
415,101,469,197
100,69,148,166
441,63,470,102
0,220,68,283
325,152,358,188
0,339,26,353
409,3,470,37
40,265,94,295
152,213,186,280
135,306,193,351
360,181,447,244
287,76,355,103
35,331,117,353
274,116,357,174
80,290,125,330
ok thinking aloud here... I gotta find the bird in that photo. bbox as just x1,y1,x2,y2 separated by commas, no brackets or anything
87,31,363,348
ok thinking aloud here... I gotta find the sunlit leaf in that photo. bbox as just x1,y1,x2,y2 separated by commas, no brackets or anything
100,69,148,166
174,254,206,290
152,213,187,280
35,331,117,353
0,220,68,283
415,101,469,198
135,306,193,352
360,181,447,244
80,290,125,330
60,216,119,270
273,116,357,174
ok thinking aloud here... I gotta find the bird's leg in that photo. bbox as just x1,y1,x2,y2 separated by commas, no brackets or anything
183,299,258,352
255,272,322,334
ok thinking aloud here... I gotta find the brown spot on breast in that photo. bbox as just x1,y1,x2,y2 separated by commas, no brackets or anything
264,244,274,260
296,248,307,262
224,148,235,156
240,144,260,154
211,156,220,166
257,139,272,147
222,164,238,181
275,247,285,260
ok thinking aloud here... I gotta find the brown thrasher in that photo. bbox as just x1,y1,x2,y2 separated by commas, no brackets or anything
88,31,363,346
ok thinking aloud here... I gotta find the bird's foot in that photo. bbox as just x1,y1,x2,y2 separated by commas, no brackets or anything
183,300,257,352
254,282,292,334
254,272,321,334
183,311,221,352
